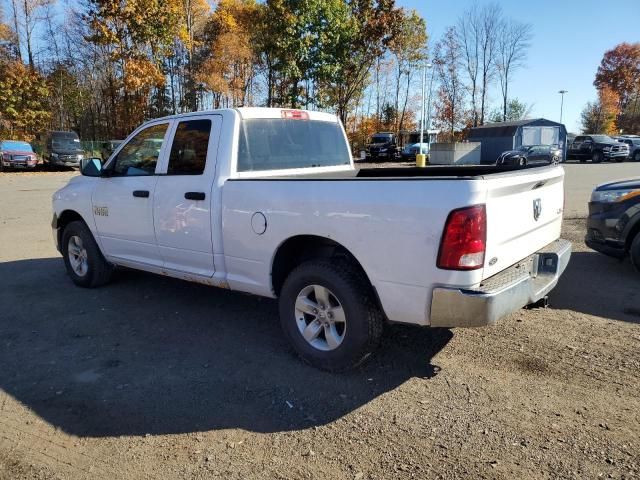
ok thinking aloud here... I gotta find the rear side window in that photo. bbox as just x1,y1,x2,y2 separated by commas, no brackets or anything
167,119,212,175
237,119,350,172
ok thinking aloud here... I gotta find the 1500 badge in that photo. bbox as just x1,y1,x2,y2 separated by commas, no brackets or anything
94,206,109,216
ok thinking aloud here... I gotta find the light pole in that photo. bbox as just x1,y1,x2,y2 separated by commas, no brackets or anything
558,90,568,124
418,63,433,157
425,63,435,149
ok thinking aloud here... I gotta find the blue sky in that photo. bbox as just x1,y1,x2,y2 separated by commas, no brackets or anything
399,0,640,133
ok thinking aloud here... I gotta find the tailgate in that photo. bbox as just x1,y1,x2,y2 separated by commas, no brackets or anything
483,166,564,279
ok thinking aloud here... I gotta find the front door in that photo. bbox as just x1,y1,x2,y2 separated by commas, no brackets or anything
153,115,222,277
92,122,170,267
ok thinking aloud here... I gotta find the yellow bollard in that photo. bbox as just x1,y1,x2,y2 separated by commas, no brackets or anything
416,153,427,167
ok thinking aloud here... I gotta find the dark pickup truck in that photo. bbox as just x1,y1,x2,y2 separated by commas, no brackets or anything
366,132,399,161
568,134,629,163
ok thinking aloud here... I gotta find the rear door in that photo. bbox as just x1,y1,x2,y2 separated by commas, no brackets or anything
153,115,222,277
482,166,565,279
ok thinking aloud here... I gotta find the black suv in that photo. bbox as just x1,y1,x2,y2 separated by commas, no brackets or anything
366,132,399,161
586,178,640,270
568,134,629,163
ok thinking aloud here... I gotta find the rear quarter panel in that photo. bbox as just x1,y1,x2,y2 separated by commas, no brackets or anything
221,178,486,325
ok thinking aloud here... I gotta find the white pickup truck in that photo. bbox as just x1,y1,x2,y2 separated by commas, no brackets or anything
52,108,571,371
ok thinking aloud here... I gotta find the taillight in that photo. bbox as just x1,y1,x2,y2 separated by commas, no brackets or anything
281,109,309,120
437,205,487,270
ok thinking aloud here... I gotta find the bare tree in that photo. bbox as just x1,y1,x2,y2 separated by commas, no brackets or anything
495,19,532,122
434,27,466,139
456,5,480,126
9,0,52,68
478,3,502,125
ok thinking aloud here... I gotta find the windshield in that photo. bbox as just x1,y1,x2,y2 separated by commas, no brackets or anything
237,119,350,172
1,141,33,151
591,135,614,143
51,132,81,149
370,135,391,144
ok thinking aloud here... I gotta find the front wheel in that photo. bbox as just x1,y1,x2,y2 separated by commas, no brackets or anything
278,260,384,371
592,151,603,163
61,220,114,288
634,151,640,162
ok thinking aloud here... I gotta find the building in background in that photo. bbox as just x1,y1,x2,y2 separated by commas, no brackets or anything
468,119,568,164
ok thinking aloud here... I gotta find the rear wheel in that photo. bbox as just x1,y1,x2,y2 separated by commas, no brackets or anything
630,234,640,272
592,151,603,163
62,220,114,288
278,260,383,371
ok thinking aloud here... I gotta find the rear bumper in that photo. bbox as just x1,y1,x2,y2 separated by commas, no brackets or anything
430,239,572,328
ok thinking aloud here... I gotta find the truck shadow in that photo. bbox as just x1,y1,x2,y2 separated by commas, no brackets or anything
549,251,640,323
0,257,452,438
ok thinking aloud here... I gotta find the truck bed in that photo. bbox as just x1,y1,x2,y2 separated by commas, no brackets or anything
241,164,552,181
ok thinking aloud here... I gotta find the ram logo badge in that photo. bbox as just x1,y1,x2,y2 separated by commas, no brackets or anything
533,198,542,221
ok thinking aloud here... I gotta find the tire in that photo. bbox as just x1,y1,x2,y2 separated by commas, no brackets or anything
61,220,114,288
630,234,640,272
278,260,384,372
592,151,603,163
634,151,640,162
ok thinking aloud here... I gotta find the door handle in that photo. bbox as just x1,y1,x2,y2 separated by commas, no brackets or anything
133,190,150,198
185,192,206,201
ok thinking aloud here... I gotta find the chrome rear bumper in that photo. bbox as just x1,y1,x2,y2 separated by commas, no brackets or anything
430,239,572,328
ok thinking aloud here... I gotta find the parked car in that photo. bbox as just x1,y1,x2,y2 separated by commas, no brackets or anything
52,107,571,371
46,131,84,169
615,136,640,162
496,144,562,166
100,140,123,161
0,140,38,171
401,142,430,161
366,132,399,161
568,134,629,163
586,178,640,270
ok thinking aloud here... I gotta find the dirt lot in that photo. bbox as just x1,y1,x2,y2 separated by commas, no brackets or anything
0,170,639,480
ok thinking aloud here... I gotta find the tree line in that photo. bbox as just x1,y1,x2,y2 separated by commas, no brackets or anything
0,0,430,146
0,0,539,149
581,42,640,135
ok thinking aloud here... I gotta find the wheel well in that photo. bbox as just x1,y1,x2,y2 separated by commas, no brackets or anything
57,210,86,245
271,235,372,297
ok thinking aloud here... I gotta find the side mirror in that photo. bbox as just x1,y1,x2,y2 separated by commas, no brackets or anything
80,158,103,177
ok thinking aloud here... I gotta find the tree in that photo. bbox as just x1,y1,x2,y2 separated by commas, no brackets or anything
317,0,403,125
8,0,52,68
594,43,640,133
456,3,502,126
0,59,50,139
580,87,619,135
495,19,532,122
594,43,640,111
487,98,531,123
433,27,466,139
388,9,427,133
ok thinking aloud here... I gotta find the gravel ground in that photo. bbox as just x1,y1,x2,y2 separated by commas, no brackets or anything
0,170,639,480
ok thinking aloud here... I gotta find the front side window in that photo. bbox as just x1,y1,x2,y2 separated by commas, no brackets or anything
167,119,212,175
237,119,350,172
112,123,168,176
